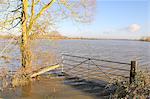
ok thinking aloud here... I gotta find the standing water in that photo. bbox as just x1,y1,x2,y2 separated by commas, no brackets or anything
0,39,150,98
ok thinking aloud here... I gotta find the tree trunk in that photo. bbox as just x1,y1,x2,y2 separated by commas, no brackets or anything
21,33,31,69
21,0,31,69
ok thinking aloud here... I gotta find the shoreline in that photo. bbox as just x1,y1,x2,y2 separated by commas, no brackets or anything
0,36,150,42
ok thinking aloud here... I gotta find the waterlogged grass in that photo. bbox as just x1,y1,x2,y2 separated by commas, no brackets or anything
0,68,9,91
12,68,31,87
0,39,58,89
0,67,31,90
107,70,150,98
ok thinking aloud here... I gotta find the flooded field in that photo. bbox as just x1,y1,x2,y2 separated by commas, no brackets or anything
1,39,150,70
1,76,106,99
0,39,150,98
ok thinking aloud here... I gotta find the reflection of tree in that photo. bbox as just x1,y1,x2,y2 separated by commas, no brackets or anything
21,81,31,97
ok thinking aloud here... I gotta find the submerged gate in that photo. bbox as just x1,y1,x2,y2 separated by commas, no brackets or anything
61,54,137,83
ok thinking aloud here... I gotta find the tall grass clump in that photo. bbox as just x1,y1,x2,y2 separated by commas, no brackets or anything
107,70,150,98
12,67,31,87
0,67,32,90
0,68,9,91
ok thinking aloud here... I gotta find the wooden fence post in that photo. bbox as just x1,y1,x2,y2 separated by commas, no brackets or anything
130,61,137,84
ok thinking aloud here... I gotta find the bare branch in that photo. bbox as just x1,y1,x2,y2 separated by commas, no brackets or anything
27,0,56,33
11,6,22,12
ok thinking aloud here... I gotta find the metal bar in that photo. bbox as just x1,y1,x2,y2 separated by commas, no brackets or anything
64,59,89,72
62,54,131,65
91,60,129,78
90,60,111,79
61,55,64,72
62,63,86,69
63,63,129,78
66,68,129,79
63,60,130,72
106,72,129,78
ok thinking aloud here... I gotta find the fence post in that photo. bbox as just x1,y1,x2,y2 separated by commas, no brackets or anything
130,61,137,84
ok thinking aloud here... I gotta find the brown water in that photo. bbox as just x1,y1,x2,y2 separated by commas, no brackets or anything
1,76,108,99
1,39,150,70
0,39,150,98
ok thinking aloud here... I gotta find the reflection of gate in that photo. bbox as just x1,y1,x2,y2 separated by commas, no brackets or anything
61,54,137,83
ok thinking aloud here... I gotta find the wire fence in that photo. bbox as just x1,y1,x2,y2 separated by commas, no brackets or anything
61,53,136,82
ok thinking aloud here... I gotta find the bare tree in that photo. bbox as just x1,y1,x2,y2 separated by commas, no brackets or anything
0,0,96,71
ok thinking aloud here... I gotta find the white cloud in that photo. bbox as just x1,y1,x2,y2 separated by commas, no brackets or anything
119,24,141,33
128,24,141,32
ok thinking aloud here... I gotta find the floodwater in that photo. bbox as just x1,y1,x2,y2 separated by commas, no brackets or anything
1,76,102,99
33,39,150,70
0,39,150,98
1,39,150,70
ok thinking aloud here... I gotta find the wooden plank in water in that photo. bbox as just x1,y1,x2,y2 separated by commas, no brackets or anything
30,65,60,78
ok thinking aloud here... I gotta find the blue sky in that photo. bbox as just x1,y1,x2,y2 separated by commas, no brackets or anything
0,0,149,39
58,0,150,39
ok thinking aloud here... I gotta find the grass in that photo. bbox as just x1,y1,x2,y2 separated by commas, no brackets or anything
0,68,9,91
11,67,31,87
0,67,31,90
107,70,150,98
